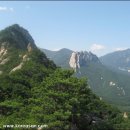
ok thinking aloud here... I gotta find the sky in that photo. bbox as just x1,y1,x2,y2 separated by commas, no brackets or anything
0,1,130,56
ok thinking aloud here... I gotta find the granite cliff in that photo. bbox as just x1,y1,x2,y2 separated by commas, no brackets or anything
69,51,100,72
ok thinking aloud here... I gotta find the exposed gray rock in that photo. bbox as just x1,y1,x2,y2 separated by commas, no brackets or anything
27,43,33,52
10,62,24,73
0,43,8,64
22,54,30,61
0,44,7,57
69,52,78,72
69,51,100,72
123,112,128,118
0,58,9,65
10,53,30,73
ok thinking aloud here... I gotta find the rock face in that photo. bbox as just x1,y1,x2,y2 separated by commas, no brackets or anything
27,43,33,52
10,62,24,73
0,43,8,58
69,51,100,72
0,58,9,65
0,24,37,50
69,52,79,71
123,112,128,119
109,81,116,86
0,43,8,65
0,24,38,74
10,53,30,73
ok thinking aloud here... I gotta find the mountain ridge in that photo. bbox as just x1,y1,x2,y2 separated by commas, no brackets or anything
0,24,126,129
41,48,130,112
100,48,130,73
0,24,36,50
0,24,48,74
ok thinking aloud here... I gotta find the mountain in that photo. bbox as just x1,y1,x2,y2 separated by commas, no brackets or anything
100,49,130,73
0,24,126,129
40,48,73,68
0,24,36,49
69,51,100,72
42,48,130,112
0,24,38,74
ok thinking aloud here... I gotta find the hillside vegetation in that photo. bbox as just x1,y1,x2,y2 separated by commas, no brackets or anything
42,48,130,112
0,24,130,129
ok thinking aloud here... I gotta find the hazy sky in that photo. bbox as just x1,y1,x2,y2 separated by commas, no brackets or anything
0,1,130,56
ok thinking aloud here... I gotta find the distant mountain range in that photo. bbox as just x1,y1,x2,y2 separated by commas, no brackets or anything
41,48,73,68
41,48,130,111
100,49,130,73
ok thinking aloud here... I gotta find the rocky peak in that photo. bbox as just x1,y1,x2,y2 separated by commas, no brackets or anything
69,51,100,72
0,43,7,56
27,43,33,52
69,52,79,72
0,24,36,50
0,24,38,74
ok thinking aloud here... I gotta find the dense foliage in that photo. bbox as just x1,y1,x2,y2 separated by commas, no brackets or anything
0,24,130,130
42,48,130,112
0,49,126,130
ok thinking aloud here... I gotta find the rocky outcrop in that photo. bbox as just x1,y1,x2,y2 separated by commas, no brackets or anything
22,54,30,61
69,52,79,72
0,24,37,50
10,54,29,73
27,43,33,52
0,43,30,73
0,42,31,73
0,25,38,75
123,112,128,118
69,51,100,72
109,81,116,86
0,58,9,65
10,62,24,72
0,43,9,65
0,43,8,58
